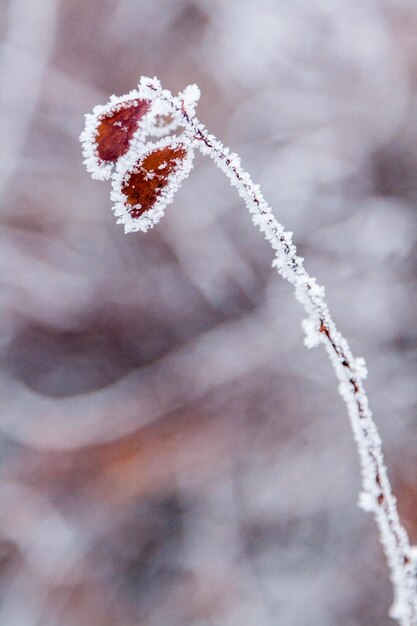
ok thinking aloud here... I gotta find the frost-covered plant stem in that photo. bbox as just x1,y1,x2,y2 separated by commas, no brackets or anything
146,81,417,625
81,76,417,624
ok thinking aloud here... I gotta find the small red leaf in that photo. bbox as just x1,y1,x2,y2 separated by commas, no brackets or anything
96,99,149,162
122,145,187,218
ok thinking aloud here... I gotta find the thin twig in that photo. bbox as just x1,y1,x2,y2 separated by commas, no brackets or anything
152,83,417,625
81,77,417,624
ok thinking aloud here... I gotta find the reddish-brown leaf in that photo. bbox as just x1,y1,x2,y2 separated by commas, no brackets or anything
96,100,149,162
122,145,187,218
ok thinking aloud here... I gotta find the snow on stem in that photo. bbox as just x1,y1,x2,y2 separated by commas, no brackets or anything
81,76,417,625
144,79,417,625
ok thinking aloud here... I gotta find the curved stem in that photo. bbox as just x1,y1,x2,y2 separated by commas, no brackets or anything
150,83,417,625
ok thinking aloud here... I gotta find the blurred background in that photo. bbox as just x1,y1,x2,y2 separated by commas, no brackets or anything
0,0,416,624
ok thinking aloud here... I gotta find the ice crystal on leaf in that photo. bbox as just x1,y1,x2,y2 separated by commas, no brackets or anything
80,77,199,230
111,137,194,233
95,100,149,163
123,145,187,213
80,92,151,180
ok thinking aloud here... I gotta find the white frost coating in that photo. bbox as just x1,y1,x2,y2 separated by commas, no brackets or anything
110,134,195,233
355,356,368,380
179,83,200,116
80,88,150,181
80,76,417,625
358,490,376,513
302,318,321,348
138,78,417,625
79,77,193,181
